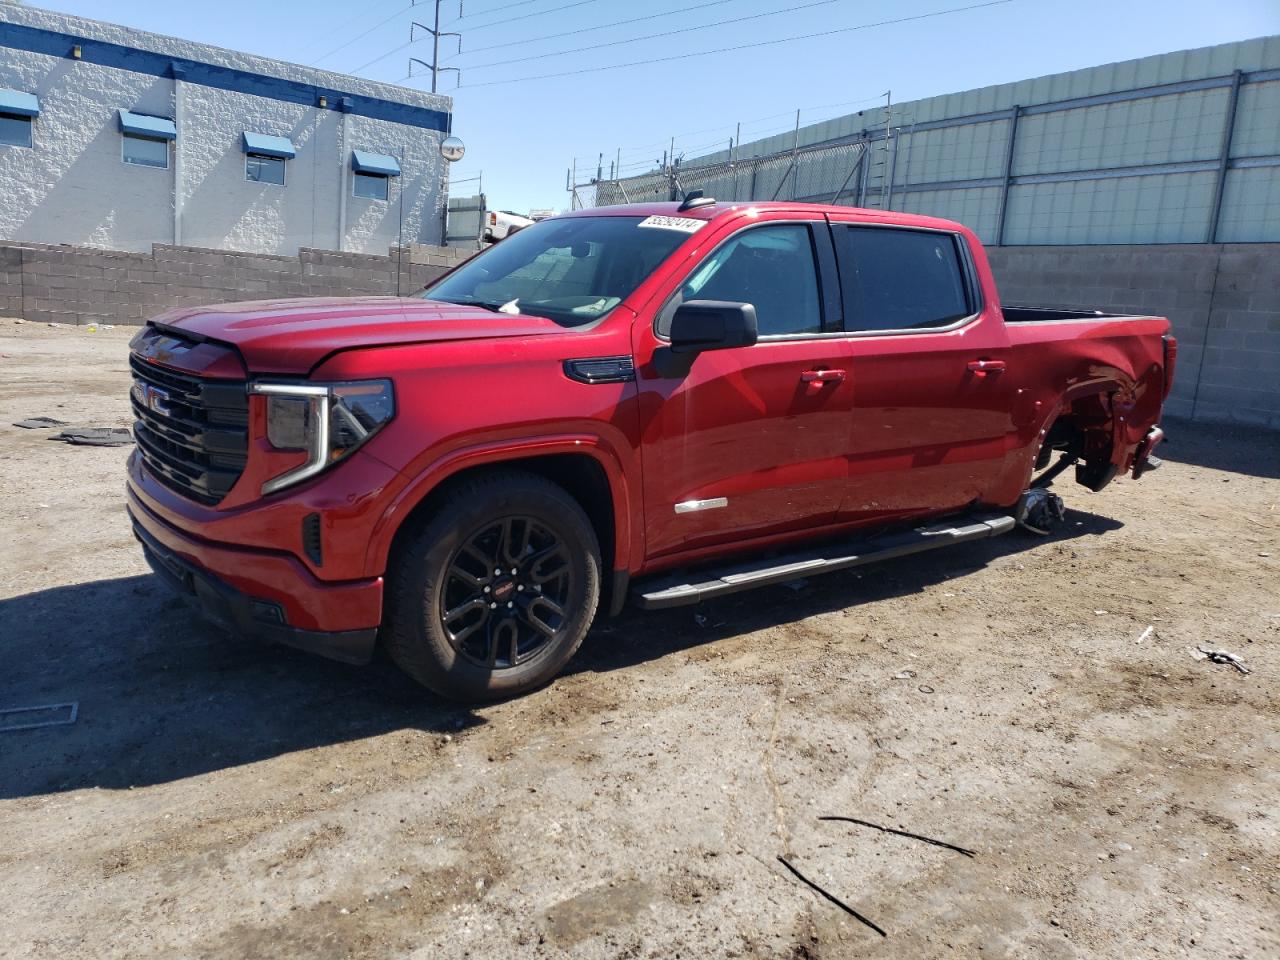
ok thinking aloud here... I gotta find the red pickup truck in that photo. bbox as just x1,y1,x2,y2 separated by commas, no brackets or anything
126,198,1174,700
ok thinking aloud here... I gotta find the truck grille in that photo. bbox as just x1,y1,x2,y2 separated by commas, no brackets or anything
130,355,249,505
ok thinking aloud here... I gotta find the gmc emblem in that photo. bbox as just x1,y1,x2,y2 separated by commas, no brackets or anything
133,382,173,417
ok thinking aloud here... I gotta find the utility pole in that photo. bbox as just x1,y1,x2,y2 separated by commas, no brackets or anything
410,0,463,93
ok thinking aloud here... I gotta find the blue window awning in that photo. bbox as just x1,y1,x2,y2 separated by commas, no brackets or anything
243,131,296,159
119,110,177,140
0,89,40,117
352,150,401,177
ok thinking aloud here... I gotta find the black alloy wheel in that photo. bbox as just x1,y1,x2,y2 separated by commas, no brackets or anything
440,516,574,669
383,470,601,701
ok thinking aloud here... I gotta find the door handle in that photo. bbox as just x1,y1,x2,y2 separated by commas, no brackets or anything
967,359,1007,375
800,368,847,383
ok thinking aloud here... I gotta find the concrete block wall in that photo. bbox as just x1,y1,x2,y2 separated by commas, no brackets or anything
0,240,472,326
3,236,1273,429
0,245,22,317
986,243,1280,428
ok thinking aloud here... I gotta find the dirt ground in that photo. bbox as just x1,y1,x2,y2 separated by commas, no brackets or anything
1,319,1277,960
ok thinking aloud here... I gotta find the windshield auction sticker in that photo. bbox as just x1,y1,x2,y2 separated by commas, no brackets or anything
636,215,706,233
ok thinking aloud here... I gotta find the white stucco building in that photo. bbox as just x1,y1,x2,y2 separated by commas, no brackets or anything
0,4,453,254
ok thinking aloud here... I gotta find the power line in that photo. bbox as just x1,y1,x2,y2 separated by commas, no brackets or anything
453,0,1015,88
350,38,416,75
310,2,415,66
455,0,848,72
462,0,603,33
453,0,543,19
295,0,407,58
353,0,616,75
360,0,749,80
448,0,743,58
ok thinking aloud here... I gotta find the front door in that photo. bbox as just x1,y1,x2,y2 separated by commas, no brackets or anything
633,220,852,560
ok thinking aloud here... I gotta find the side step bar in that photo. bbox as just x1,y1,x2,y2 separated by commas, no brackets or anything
633,514,1016,609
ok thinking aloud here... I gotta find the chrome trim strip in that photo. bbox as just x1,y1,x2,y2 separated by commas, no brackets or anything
250,382,330,397
755,311,980,340
674,496,728,514
1004,314,1152,326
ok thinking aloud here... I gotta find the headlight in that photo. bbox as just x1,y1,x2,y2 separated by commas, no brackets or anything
249,380,395,494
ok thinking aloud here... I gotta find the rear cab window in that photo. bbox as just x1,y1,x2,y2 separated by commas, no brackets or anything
832,225,975,333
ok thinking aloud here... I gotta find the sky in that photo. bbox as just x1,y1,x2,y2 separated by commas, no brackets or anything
24,0,1280,213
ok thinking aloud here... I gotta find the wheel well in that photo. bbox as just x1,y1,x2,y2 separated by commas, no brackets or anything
387,453,618,599
1036,393,1118,491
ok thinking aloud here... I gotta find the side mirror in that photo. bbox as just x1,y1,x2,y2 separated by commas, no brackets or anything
669,300,758,354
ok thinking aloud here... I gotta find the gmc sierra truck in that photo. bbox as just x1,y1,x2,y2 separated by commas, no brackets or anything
126,198,1174,701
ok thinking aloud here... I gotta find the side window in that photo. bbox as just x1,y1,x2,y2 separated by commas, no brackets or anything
836,226,972,332
677,223,824,337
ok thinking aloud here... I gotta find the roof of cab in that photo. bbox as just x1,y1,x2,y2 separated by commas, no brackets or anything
554,200,972,236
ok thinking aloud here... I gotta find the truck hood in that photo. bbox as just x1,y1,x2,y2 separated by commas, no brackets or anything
150,296,569,373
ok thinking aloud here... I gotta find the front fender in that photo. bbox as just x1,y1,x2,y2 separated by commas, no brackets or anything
363,433,637,577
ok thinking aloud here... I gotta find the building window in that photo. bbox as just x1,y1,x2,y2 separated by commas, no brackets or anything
246,154,286,185
0,89,40,148
122,133,170,168
242,132,294,187
353,171,389,201
118,110,176,170
351,150,401,202
0,113,32,148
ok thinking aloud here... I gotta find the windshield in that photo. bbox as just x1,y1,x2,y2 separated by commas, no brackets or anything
420,216,694,327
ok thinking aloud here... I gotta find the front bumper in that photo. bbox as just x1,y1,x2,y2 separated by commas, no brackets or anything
128,491,381,665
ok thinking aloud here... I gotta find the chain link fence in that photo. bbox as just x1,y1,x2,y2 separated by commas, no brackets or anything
592,139,870,208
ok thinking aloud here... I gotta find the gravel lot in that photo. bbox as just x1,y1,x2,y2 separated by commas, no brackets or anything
1,320,1277,960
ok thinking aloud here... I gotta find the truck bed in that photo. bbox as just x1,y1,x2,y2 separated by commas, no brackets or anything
1003,305,1123,323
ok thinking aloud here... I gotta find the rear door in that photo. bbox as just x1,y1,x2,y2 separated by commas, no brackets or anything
828,220,1015,523
632,217,852,560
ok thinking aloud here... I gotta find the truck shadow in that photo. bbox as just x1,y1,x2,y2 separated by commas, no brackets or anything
0,575,476,801
0,509,1119,800
569,507,1125,678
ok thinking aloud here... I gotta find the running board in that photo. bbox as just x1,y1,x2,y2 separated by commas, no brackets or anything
633,514,1016,609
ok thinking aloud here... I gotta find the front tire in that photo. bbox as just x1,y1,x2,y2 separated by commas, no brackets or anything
383,470,601,701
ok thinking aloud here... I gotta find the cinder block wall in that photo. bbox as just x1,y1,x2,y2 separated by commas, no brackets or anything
0,240,473,327
986,244,1280,429
3,238,1275,428
0,246,22,318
